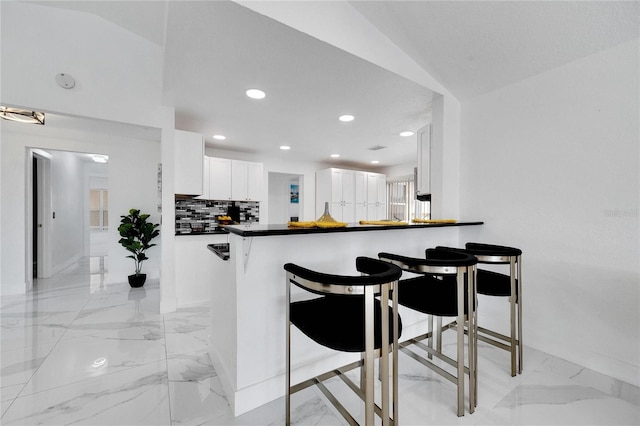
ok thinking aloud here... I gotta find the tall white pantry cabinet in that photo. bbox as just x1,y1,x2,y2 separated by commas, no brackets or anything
315,168,387,222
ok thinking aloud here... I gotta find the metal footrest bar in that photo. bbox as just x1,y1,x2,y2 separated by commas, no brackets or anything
315,379,359,426
477,325,520,347
449,322,519,353
290,359,363,394
291,357,396,426
400,345,457,385
400,336,471,378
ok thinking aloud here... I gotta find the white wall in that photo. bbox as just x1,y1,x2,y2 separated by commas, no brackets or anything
1,123,161,295
0,1,164,128
459,39,639,385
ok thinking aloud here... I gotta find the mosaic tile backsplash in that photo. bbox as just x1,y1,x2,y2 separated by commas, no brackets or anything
175,199,259,234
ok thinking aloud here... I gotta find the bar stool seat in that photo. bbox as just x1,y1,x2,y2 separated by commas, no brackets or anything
378,248,478,417
284,257,403,426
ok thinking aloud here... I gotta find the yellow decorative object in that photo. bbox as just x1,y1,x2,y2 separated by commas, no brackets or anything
287,221,348,228
359,220,408,226
412,218,457,224
315,221,348,228
287,221,317,228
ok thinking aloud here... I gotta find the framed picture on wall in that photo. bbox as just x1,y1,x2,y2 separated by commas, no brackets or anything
290,184,299,204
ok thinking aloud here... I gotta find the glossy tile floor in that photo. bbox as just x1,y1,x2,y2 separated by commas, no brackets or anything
1,255,639,425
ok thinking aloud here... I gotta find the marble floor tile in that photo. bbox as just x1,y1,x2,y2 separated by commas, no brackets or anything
164,305,211,357
1,361,171,425
17,332,168,397
2,255,639,426
0,342,56,402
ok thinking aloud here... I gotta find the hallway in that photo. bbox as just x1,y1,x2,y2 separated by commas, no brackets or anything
1,259,638,425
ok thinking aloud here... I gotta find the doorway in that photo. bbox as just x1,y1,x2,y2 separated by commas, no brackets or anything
31,151,52,283
28,148,109,291
267,172,304,224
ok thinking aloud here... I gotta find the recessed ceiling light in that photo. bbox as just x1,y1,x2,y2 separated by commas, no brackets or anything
399,131,414,137
91,155,108,163
280,145,291,150
330,154,340,158
246,89,266,99
371,160,380,164
213,134,226,140
339,114,355,122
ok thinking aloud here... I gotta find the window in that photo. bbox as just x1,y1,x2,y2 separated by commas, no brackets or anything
387,173,430,222
89,189,108,230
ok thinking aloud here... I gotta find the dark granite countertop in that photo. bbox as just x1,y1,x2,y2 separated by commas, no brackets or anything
224,221,483,237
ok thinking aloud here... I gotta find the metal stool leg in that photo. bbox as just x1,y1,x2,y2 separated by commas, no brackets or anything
517,255,523,374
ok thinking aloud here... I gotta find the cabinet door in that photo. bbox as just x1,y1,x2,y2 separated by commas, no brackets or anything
341,170,355,203
209,157,232,200
330,169,343,203
416,124,431,198
174,130,204,195
375,174,387,205
246,162,263,201
367,173,378,203
195,156,210,200
231,160,248,200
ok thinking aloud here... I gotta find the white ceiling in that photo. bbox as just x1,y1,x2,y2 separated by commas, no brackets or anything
20,0,640,169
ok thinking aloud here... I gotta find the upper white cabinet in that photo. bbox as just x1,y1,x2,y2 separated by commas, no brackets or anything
246,161,264,201
174,130,204,196
231,160,264,201
416,124,431,200
316,168,386,222
209,157,232,200
200,157,262,201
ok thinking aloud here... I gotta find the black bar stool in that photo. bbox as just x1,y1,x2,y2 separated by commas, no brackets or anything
464,242,523,376
378,248,478,416
284,257,402,426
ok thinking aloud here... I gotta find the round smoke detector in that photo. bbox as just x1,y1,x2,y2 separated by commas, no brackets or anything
55,73,76,89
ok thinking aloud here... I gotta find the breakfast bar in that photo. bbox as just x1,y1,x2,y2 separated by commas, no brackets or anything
208,221,483,416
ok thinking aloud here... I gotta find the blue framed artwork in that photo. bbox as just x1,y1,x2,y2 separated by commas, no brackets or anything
290,184,299,204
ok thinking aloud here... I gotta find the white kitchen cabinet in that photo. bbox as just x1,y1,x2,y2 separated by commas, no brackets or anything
174,130,204,196
209,157,232,200
354,171,367,221
195,156,211,200
203,158,262,201
175,234,228,307
231,160,263,201
366,172,387,220
316,168,366,222
416,124,431,200
246,161,264,201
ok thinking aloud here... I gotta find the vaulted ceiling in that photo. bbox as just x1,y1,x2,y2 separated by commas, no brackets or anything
14,1,640,168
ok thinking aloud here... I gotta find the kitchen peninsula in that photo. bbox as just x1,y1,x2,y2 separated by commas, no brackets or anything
208,221,483,416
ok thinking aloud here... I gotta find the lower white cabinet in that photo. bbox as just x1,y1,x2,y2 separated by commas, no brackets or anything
175,234,228,307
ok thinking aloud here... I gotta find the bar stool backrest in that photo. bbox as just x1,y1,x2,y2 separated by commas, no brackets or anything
284,256,402,296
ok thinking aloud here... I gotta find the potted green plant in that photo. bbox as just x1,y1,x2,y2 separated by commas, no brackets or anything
118,208,160,287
